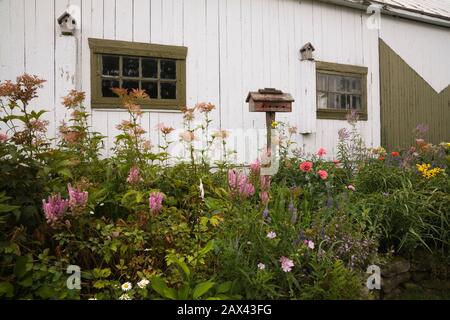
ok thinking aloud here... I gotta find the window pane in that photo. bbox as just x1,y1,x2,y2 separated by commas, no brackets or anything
350,78,361,93
102,79,120,97
123,57,139,77
317,92,328,109
142,81,158,99
352,95,361,109
102,55,119,76
160,60,176,79
160,82,176,99
142,58,157,78
328,93,339,109
122,80,139,92
317,74,327,91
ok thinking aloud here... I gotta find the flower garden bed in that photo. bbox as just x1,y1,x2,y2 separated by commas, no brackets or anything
0,75,449,300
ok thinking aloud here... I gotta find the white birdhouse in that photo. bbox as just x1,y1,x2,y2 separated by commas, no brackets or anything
57,12,76,36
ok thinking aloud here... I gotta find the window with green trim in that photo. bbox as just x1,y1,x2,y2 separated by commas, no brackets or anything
316,61,368,120
89,38,187,110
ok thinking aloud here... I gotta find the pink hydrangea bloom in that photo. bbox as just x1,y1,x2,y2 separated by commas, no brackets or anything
127,166,142,185
149,192,164,215
42,194,69,223
68,184,88,208
279,256,294,273
317,170,328,180
317,147,327,157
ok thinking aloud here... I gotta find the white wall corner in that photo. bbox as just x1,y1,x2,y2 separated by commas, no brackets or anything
298,60,317,134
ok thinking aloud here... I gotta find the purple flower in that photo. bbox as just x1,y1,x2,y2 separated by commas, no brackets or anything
126,166,142,185
68,184,88,208
279,256,294,273
42,194,69,223
149,192,164,215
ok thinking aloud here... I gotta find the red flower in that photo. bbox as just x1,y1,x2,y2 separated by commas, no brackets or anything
299,161,313,172
391,151,400,157
317,170,328,180
379,156,385,161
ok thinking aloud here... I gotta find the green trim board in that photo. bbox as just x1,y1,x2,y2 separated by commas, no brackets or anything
88,38,187,110
379,39,450,150
315,61,368,121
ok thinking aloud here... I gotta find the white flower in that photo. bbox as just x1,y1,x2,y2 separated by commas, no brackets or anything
121,282,132,291
137,278,150,289
199,179,205,200
118,293,131,300
257,263,266,270
88,297,97,300
267,231,277,239
308,241,315,250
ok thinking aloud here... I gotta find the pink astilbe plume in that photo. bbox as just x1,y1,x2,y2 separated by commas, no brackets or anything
68,184,88,208
42,194,69,223
149,192,164,215
228,169,255,199
127,166,142,185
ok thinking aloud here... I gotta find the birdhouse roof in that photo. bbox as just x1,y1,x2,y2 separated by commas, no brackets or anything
246,88,294,103
57,12,72,24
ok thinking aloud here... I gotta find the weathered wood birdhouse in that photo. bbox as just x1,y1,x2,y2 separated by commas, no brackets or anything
246,88,294,149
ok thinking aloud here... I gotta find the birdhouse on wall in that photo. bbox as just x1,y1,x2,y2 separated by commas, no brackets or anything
57,12,76,36
300,42,315,61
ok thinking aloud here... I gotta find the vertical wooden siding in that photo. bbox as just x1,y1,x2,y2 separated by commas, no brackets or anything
379,39,450,150
0,0,381,159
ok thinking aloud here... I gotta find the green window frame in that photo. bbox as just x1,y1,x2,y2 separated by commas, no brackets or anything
88,38,187,110
316,61,368,121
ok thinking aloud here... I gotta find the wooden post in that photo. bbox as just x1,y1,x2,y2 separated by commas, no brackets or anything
265,111,276,150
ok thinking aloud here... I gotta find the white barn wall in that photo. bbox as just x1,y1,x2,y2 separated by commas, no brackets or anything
0,0,381,161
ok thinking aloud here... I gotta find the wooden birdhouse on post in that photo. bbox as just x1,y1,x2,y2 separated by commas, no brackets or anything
246,88,294,150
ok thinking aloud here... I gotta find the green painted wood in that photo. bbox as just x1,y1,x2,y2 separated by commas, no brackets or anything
379,39,450,150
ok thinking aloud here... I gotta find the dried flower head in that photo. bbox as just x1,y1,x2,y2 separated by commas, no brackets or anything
62,90,85,108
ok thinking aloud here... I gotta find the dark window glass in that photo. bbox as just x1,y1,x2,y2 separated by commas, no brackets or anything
122,80,139,92
317,72,362,111
142,58,158,78
160,82,176,99
102,79,120,97
160,60,176,79
123,57,139,77
142,81,158,99
102,55,119,76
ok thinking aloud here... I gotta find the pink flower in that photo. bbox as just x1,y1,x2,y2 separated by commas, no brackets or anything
250,160,261,174
267,231,277,239
42,194,69,223
67,184,88,208
0,133,8,143
126,166,142,185
179,131,195,142
279,256,294,273
149,192,164,215
317,170,328,180
228,169,255,199
260,175,271,191
347,185,356,191
304,240,315,250
317,147,327,157
299,161,313,172
333,159,340,165
260,191,269,205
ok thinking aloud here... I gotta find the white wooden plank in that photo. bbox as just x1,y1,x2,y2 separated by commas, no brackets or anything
150,0,162,43
115,0,133,41
103,0,116,39
133,0,151,43
90,0,104,38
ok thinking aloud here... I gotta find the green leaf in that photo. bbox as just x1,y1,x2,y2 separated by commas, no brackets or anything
151,276,169,298
216,281,232,294
0,282,14,298
14,256,30,278
192,281,215,300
